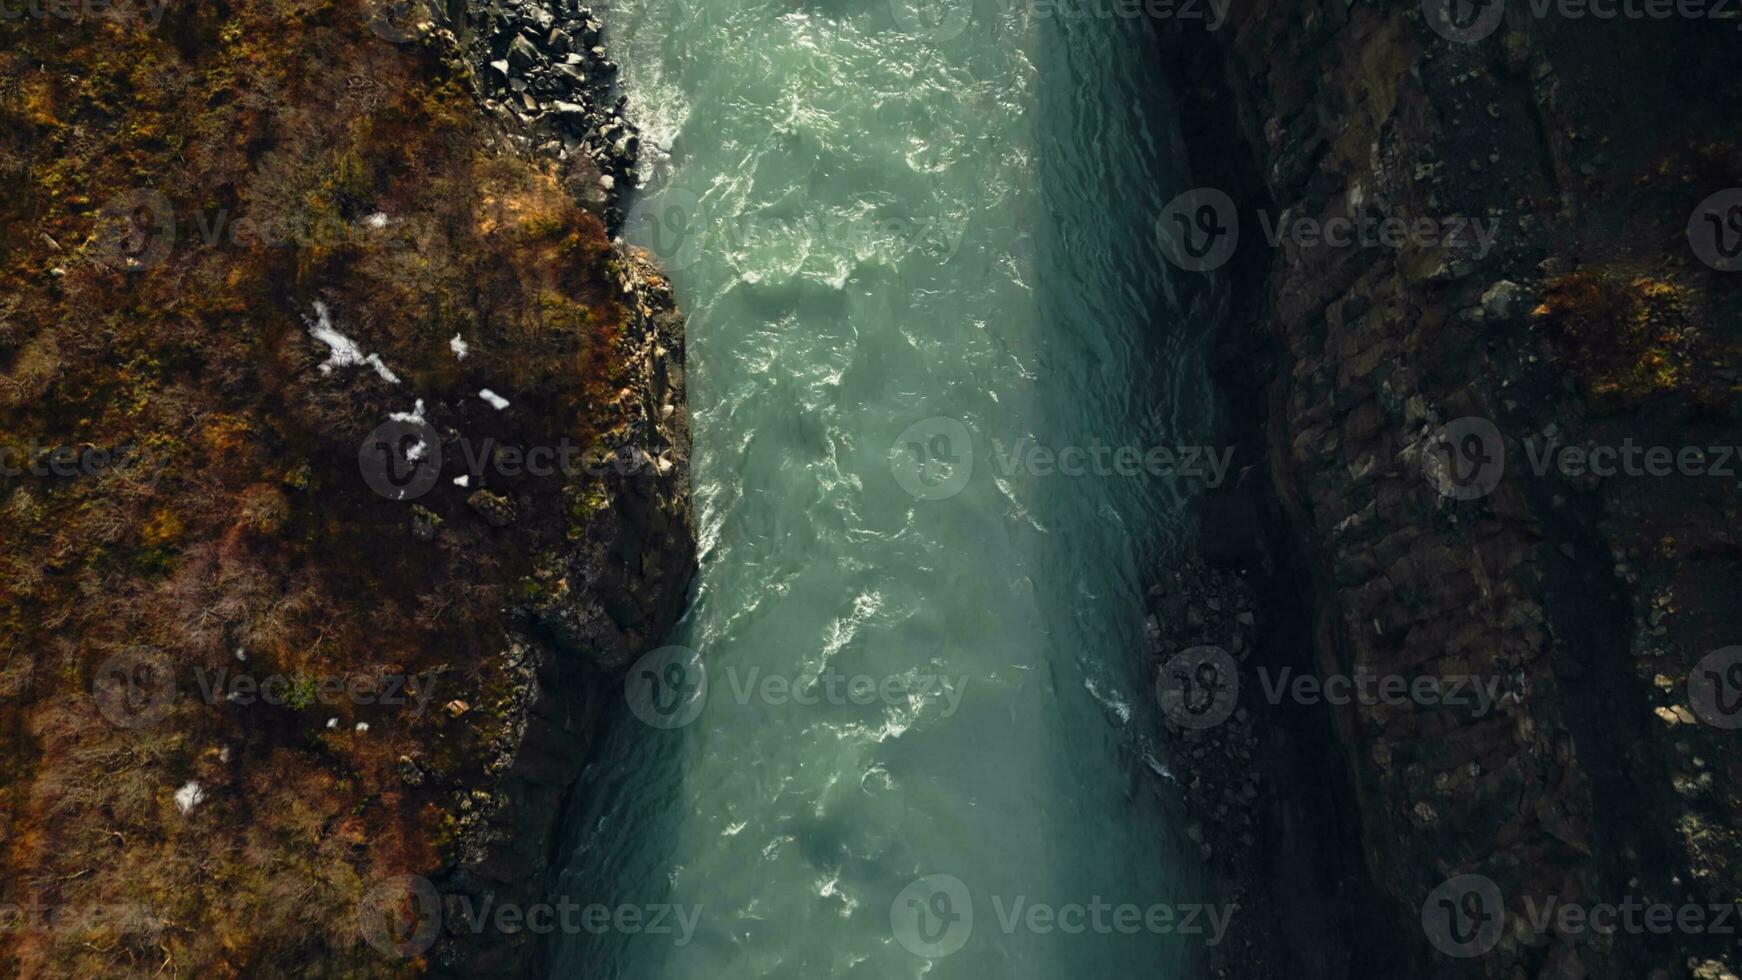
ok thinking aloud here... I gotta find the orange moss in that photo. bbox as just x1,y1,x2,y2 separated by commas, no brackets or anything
1531,268,1736,410
0,1,636,975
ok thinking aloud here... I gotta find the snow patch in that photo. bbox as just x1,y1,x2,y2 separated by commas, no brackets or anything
305,302,401,384
479,389,510,411
389,399,426,425
173,781,204,815
389,400,430,461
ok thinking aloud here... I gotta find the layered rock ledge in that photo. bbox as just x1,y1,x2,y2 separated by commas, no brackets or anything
1151,4,1742,978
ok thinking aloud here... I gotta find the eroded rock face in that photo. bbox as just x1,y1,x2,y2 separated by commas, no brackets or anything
456,0,641,230
1153,4,1742,977
411,4,697,975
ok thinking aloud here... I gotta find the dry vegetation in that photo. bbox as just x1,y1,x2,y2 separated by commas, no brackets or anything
0,1,635,974
1529,270,1722,409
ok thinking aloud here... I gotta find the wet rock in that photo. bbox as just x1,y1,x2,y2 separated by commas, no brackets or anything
467,489,517,527
410,504,443,541
507,34,539,71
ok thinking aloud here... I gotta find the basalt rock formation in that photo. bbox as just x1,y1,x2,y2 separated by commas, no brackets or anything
1152,3,1742,978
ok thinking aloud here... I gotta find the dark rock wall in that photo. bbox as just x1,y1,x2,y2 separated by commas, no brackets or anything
1154,3,1742,978
412,3,697,974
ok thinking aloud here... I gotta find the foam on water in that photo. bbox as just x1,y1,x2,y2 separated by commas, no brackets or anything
548,1,1219,976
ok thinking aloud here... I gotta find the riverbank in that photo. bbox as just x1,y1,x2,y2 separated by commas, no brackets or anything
0,2,692,975
1152,4,1742,977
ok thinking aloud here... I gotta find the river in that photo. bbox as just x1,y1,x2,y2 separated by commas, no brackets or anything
546,0,1222,975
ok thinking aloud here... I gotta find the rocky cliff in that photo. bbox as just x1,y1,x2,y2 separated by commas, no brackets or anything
1151,3,1742,978
0,1,692,976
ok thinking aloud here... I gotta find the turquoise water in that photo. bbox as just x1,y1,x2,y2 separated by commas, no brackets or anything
548,1,1220,976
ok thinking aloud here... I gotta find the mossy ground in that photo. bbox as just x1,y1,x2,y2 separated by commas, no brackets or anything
0,2,633,975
